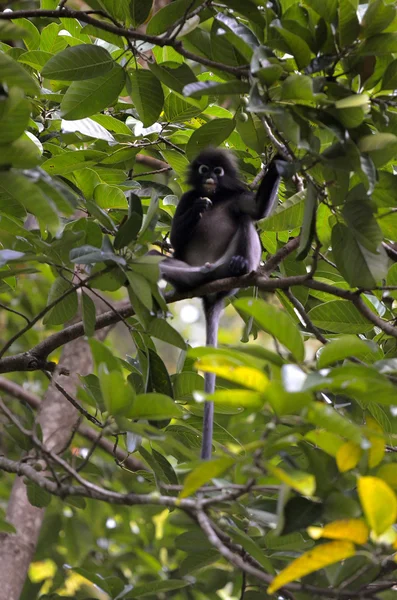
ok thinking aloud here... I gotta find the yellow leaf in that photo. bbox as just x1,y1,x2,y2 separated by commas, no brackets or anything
358,476,397,535
267,541,356,594
336,441,362,472
377,463,397,489
194,358,269,392
366,416,385,469
206,389,264,409
179,457,235,498
267,464,316,496
307,519,368,544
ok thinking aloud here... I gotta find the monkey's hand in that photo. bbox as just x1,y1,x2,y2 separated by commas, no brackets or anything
195,197,212,217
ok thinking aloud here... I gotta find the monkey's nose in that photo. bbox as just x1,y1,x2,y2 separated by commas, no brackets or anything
204,178,215,185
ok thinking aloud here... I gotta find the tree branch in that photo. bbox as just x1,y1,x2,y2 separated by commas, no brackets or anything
0,7,248,77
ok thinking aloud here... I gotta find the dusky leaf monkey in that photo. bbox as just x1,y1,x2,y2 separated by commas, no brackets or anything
155,148,281,459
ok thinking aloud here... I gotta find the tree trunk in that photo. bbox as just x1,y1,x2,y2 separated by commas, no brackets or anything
0,334,103,600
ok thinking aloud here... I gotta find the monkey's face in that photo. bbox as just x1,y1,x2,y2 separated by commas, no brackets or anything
188,148,242,198
196,163,225,195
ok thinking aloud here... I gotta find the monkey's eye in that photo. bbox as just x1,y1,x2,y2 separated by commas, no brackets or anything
213,166,224,176
198,164,209,175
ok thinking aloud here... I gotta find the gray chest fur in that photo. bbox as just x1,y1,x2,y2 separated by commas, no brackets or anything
184,201,237,266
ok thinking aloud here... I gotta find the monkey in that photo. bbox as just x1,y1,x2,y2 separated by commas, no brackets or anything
155,148,282,459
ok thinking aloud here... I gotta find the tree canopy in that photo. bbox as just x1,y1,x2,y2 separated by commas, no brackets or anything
0,1,397,599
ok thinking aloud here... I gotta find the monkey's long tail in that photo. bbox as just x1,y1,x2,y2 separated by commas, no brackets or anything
201,297,224,460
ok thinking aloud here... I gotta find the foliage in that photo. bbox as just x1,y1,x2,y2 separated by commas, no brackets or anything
0,0,397,599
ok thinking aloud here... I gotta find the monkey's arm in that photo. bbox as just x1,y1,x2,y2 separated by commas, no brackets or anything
170,191,211,256
238,156,282,220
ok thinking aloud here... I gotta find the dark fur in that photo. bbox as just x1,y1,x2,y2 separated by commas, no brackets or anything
157,148,281,459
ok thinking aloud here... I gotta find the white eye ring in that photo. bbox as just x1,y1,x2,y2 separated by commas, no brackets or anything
198,164,209,175
213,166,224,176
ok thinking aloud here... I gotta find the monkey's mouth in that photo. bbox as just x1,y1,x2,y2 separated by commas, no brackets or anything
203,179,217,194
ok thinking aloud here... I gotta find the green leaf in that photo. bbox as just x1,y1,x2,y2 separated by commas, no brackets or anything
147,0,202,35
41,149,106,176
127,579,190,597
358,133,397,167
42,44,114,80
0,135,41,169
130,393,183,420
281,75,314,102
180,457,235,498
129,0,153,27
94,183,128,210
99,367,136,417
126,271,153,310
0,172,59,232
236,111,268,154
26,483,51,508
362,0,396,37
360,33,397,55
332,223,387,288
43,277,78,326
186,118,235,161
0,51,40,95
148,318,187,350
0,21,32,41
307,300,373,334
128,69,164,127
304,0,337,21
234,298,305,361
164,92,205,122
97,0,130,22
317,336,377,368
338,0,360,46
61,64,126,120
183,79,250,98
82,292,96,337
382,59,397,89
270,20,312,69
297,182,317,260
215,13,259,60
0,92,30,144
11,18,40,50
114,213,142,249
228,527,275,573
18,50,53,70
149,61,197,95
307,403,362,443
259,191,305,232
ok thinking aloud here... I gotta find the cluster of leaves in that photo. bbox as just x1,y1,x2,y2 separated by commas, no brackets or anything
1,0,397,599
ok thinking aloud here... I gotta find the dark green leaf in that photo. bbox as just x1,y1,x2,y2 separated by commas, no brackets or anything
61,65,126,120
43,277,78,326
26,483,51,508
42,44,114,80
149,61,197,94
0,51,40,95
307,300,373,334
130,0,153,27
128,70,164,127
186,118,235,160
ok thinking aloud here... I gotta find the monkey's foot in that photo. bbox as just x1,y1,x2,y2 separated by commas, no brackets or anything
200,262,214,273
229,255,249,275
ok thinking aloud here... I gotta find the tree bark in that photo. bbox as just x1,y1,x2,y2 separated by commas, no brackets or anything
0,333,104,600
